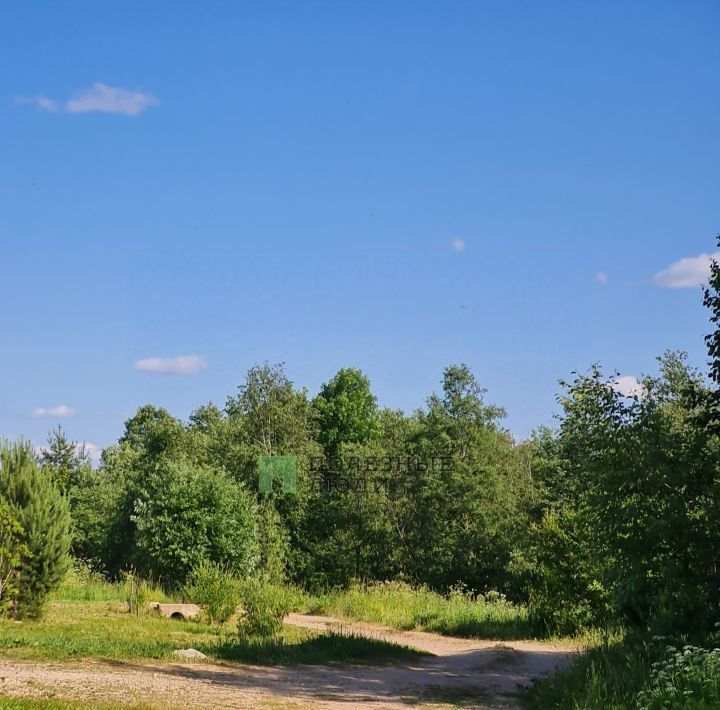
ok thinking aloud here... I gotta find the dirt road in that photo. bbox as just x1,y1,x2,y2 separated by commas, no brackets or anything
0,613,577,708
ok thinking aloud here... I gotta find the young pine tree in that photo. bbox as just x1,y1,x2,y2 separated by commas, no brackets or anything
0,440,71,617
41,425,91,493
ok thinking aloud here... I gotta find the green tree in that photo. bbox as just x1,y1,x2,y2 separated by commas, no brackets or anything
0,440,71,617
40,425,91,493
131,460,259,587
313,368,380,457
548,353,720,633
404,364,533,593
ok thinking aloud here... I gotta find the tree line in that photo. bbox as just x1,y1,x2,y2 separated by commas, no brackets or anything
1,236,719,640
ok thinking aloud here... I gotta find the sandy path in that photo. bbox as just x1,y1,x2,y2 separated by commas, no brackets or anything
0,613,578,709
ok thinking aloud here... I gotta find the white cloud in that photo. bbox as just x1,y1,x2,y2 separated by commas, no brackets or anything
16,83,158,116
612,375,645,399
32,404,75,418
653,252,720,289
595,271,608,285
15,96,59,112
134,355,208,375
451,238,466,252
65,83,159,116
80,442,103,464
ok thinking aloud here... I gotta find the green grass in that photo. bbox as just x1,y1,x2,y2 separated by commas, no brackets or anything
0,699,151,709
213,626,428,665
523,638,653,709
0,600,425,666
0,700,83,710
49,563,175,604
305,581,535,640
524,634,720,709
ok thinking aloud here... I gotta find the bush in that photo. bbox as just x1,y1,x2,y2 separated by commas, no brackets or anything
186,561,240,624
636,641,720,709
513,510,610,636
130,460,259,588
237,579,294,638
0,440,71,618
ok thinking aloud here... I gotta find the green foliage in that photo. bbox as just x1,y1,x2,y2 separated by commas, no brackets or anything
51,560,172,604
131,460,258,588
0,598,422,669
186,560,240,624
511,510,610,635
255,500,290,583
0,500,28,615
703,234,720,393
637,641,720,709
524,637,654,709
237,578,295,638
312,367,380,456
548,353,720,634
40,425,91,494
121,568,152,616
0,440,71,618
216,627,427,666
526,634,720,710
309,581,533,640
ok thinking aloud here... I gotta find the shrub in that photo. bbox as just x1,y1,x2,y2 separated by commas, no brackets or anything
186,561,240,624
513,510,610,635
636,641,720,709
237,579,294,638
130,460,259,588
0,440,71,618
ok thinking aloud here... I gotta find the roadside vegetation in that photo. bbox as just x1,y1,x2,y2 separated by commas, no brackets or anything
2,568,425,666
308,581,534,640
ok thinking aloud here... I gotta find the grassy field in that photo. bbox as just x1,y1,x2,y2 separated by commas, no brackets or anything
0,600,426,666
305,581,535,640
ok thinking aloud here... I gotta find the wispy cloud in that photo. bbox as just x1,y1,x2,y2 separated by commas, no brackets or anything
32,404,75,418
612,375,645,399
15,96,60,112
66,83,159,115
451,238,466,252
16,83,158,116
134,355,208,375
594,271,608,285
654,252,720,289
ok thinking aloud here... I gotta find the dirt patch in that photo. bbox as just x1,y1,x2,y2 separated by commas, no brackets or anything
0,613,578,708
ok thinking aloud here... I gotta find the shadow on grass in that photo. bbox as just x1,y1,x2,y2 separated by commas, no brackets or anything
95,643,572,708
206,631,430,665
422,616,539,641
398,684,494,707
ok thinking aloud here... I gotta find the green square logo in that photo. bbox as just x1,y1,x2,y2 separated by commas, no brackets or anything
258,455,297,495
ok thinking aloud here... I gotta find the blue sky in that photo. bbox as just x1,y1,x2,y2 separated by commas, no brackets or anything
1,1,718,457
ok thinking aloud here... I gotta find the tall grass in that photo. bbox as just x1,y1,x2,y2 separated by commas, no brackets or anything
306,581,534,640
0,598,424,667
525,634,720,709
50,561,174,604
